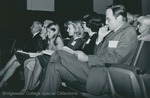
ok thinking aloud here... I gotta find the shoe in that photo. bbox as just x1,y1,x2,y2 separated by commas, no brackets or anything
29,81,40,91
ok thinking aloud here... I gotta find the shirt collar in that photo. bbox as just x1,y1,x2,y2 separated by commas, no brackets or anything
32,32,39,38
114,23,124,32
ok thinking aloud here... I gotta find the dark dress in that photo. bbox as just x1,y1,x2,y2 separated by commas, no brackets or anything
82,34,97,55
67,37,85,50
15,33,46,65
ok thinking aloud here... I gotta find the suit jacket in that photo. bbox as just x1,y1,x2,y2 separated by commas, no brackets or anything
24,33,45,52
86,22,138,95
88,22,138,67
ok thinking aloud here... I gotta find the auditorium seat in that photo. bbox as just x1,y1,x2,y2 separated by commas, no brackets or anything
0,39,16,68
108,40,150,98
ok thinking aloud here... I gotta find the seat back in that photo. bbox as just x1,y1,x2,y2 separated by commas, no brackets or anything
130,40,142,66
135,41,150,98
0,39,16,67
109,67,142,98
0,39,16,52
134,41,150,73
141,73,150,98
108,40,148,98
109,41,150,98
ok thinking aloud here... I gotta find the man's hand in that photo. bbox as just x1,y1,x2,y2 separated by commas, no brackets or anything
74,51,88,62
96,26,112,45
98,26,111,38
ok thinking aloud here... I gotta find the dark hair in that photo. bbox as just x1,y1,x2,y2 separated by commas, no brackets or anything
47,22,56,29
46,22,61,37
107,4,127,21
82,12,104,32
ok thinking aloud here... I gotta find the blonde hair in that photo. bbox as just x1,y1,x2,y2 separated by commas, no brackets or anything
43,20,54,26
65,20,84,38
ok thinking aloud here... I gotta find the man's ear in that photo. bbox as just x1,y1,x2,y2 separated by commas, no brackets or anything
117,15,123,21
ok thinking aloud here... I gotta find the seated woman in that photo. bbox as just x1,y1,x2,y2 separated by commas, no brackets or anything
81,12,104,55
137,15,150,41
64,20,85,50
21,22,64,92
22,20,85,92
0,21,46,88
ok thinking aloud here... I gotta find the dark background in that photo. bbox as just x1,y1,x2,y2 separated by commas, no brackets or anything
0,0,145,95
0,0,142,39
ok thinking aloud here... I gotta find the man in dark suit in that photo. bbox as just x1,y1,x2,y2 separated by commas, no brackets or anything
24,21,44,52
39,5,138,96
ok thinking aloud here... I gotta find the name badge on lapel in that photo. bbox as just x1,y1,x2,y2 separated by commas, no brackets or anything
108,41,119,48
71,41,76,46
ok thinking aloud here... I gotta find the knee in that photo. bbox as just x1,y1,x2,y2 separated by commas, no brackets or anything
12,61,20,68
49,63,61,72
24,59,31,68
11,55,17,61
24,60,28,67
57,50,64,55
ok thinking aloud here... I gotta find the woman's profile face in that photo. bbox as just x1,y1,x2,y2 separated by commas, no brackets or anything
67,24,75,36
138,22,148,33
47,25,57,39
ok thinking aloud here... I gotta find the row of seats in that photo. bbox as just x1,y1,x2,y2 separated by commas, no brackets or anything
64,40,150,98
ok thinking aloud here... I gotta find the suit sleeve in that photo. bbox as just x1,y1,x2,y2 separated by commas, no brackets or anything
35,37,44,52
88,27,138,67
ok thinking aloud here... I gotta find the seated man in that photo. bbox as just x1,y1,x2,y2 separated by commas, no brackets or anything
39,4,138,96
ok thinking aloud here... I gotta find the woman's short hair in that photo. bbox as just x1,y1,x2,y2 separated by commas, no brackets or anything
65,20,84,37
46,22,61,36
82,12,104,32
